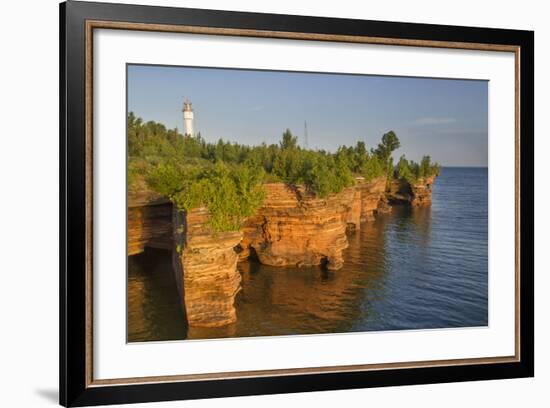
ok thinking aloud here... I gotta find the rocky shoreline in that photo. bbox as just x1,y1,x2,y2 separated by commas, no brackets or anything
128,175,436,328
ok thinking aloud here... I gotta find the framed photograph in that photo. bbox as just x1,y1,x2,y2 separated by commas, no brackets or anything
60,1,534,406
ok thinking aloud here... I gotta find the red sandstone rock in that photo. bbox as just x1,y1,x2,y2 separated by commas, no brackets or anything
172,208,242,327
127,174,435,328
240,183,355,271
127,191,172,255
345,190,362,232
388,175,436,206
356,176,388,222
409,176,436,206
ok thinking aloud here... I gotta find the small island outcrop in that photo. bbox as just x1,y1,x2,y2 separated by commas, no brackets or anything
388,175,436,206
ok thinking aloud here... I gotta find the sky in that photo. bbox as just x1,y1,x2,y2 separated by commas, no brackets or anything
127,64,488,167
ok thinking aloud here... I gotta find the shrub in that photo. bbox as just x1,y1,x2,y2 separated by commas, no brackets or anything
147,161,265,232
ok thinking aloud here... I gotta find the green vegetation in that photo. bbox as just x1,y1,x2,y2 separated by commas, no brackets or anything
147,161,265,232
128,113,438,231
372,131,400,181
396,155,441,184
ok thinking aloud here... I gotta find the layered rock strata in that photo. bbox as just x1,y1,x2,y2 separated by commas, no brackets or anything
388,176,436,206
356,176,389,222
127,191,172,255
345,190,362,232
128,174,436,328
409,176,436,206
172,207,242,327
239,183,356,271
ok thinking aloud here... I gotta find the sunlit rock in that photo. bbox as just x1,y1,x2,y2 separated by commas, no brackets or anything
172,208,242,327
356,176,388,222
240,183,354,271
127,191,172,256
388,175,436,206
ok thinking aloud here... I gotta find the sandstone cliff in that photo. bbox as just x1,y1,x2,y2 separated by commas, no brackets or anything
355,176,389,222
128,191,172,255
127,174,435,328
172,208,242,327
388,175,436,207
239,183,357,271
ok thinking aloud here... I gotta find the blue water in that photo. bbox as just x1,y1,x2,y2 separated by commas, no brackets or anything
128,167,488,341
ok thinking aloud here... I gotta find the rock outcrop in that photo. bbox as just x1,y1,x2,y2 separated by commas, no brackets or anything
128,191,172,255
128,174,436,328
388,176,436,207
172,208,242,327
356,176,389,222
409,176,436,206
239,183,355,271
345,189,363,232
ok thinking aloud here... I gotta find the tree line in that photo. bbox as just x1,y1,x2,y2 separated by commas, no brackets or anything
128,113,440,231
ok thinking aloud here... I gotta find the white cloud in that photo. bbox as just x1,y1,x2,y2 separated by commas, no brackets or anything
412,117,456,125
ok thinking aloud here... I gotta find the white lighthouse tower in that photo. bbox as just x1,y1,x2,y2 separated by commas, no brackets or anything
182,99,194,137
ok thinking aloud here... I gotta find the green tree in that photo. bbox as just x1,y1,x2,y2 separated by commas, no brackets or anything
355,141,366,157
372,131,400,181
372,131,400,163
360,155,384,181
279,129,298,150
397,155,415,183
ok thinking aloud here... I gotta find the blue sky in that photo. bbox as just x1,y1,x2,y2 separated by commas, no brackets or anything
127,64,488,166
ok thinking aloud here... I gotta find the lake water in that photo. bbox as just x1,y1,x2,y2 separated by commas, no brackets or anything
128,167,488,342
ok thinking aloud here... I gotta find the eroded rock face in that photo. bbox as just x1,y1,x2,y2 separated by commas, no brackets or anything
356,176,388,222
127,191,172,256
345,190,362,232
172,208,242,327
410,176,436,206
388,176,436,206
240,183,355,271
129,175,435,328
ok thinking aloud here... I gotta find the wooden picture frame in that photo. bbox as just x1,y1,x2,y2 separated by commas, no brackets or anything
60,1,534,406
